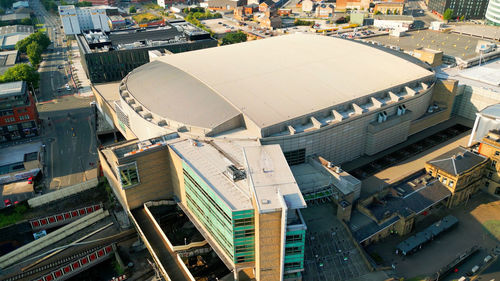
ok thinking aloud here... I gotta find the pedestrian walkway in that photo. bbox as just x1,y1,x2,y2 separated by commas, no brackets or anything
67,42,92,97
131,207,191,281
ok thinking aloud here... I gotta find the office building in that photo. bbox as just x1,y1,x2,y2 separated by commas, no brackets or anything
59,5,113,35
428,0,489,19
0,81,39,142
486,0,500,25
99,136,307,280
76,21,217,83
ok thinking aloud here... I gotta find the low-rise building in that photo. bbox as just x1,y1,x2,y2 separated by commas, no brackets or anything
352,170,451,245
373,15,414,30
374,2,404,15
0,50,19,75
0,13,31,24
108,15,126,29
0,25,33,50
76,21,217,83
207,0,245,10
12,0,29,9
425,146,487,207
259,0,276,12
0,81,39,142
0,141,41,185
301,0,314,12
315,3,334,17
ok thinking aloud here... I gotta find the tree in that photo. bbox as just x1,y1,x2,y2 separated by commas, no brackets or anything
443,8,453,20
0,64,39,88
15,31,51,53
75,1,92,6
221,31,247,45
20,17,32,25
129,5,136,13
27,41,43,68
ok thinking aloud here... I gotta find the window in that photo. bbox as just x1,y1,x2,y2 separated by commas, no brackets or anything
437,174,441,181
495,187,500,195
492,160,497,169
234,217,254,227
448,180,454,187
285,246,302,255
286,234,303,243
496,151,500,156
234,229,254,238
284,262,301,271
488,172,493,179
485,181,490,187
442,178,447,184
118,162,139,189
284,148,306,166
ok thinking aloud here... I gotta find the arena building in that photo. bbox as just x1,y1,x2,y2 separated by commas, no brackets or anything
96,34,446,281
113,34,436,164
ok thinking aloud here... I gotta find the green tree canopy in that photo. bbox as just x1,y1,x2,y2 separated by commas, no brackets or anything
129,5,136,13
0,64,39,88
75,1,92,6
221,31,247,45
27,41,43,68
443,8,453,20
15,31,51,53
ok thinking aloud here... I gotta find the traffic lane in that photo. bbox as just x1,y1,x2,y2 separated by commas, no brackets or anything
45,108,96,189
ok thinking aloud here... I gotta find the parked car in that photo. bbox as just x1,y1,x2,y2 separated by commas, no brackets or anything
3,199,12,207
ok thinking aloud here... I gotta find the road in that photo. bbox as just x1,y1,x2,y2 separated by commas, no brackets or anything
405,0,441,28
29,0,98,191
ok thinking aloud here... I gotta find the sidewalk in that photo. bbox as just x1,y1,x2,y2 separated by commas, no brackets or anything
67,41,93,98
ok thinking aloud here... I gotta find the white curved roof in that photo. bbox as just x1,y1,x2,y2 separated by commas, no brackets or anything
126,34,433,130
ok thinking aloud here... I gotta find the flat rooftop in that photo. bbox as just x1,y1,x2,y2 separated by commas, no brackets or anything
169,139,257,211
0,80,25,98
126,33,433,130
450,24,500,41
0,25,33,35
368,29,493,60
243,145,307,212
81,21,211,53
436,58,500,94
0,141,41,167
291,163,333,194
93,82,121,103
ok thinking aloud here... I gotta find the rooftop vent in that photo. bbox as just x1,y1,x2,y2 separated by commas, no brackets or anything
227,165,246,181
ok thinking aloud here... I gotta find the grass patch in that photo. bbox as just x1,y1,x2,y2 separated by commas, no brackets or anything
483,220,500,240
0,204,29,228
132,13,162,24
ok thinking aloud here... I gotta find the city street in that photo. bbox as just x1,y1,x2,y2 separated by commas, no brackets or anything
29,0,98,191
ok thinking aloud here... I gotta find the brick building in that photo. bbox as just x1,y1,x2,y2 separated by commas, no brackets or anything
0,81,39,142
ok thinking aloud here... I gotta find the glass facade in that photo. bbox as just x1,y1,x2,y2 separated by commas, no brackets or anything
284,228,306,274
182,162,255,265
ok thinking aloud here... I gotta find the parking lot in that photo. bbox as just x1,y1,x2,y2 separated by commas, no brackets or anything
301,204,370,281
365,192,500,279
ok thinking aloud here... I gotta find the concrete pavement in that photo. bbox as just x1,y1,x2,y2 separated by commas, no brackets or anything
30,0,98,192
